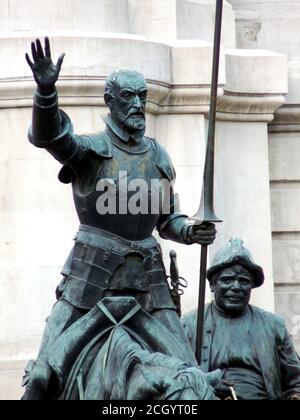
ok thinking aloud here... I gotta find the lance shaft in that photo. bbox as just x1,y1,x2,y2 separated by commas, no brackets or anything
196,0,223,365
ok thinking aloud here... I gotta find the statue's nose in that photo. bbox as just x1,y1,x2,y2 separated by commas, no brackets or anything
231,279,241,291
133,95,142,108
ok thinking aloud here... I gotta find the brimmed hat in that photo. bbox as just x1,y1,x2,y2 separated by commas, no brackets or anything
207,238,265,289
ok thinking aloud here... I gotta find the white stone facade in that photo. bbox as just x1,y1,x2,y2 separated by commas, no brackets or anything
0,0,295,399
229,0,300,366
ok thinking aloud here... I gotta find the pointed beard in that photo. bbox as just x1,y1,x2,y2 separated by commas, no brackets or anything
112,110,146,132
124,116,146,131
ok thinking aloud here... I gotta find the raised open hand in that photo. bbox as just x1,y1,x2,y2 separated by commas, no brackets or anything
26,37,65,95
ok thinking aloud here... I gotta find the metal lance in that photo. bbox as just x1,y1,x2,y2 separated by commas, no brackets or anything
195,0,224,365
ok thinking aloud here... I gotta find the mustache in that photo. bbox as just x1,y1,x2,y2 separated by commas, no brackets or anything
126,110,145,119
112,109,146,126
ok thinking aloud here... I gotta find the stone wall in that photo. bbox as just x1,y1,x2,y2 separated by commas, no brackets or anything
0,0,289,399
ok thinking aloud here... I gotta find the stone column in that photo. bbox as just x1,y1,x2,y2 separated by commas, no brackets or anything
128,0,236,47
228,0,300,349
213,49,288,311
157,40,226,312
269,105,300,353
128,0,178,42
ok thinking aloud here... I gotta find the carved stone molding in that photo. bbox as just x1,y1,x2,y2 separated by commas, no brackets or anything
217,91,286,123
0,35,288,121
0,76,223,115
270,105,300,133
0,35,224,114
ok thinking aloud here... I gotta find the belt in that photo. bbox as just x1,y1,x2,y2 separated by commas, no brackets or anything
59,227,175,311
75,225,159,254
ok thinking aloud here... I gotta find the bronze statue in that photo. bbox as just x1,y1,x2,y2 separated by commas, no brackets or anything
182,238,300,400
22,38,217,400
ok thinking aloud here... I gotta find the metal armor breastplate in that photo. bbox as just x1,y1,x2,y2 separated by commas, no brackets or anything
72,138,166,241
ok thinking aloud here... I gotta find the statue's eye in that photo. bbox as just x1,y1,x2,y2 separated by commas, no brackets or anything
221,277,234,284
123,92,133,99
139,92,147,101
240,278,251,286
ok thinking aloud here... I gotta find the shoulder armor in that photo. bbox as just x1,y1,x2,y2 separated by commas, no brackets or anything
58,131,112,184
76,131,113,159
149,137,176,183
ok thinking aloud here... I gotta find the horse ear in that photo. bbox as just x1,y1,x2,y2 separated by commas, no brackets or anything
141,367,172,393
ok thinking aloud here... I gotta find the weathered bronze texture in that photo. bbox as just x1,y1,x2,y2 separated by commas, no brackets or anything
182,238,300,400
22,38,217,400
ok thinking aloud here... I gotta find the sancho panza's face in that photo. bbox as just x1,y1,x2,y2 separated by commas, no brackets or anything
211,264,254,316
105,70,148,134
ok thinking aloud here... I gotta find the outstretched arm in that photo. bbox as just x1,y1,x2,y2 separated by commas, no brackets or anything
26,38,65,143
26,38,85,173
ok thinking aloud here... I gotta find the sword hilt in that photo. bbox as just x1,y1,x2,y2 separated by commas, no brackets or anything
169,250,179,287
168,251,188,317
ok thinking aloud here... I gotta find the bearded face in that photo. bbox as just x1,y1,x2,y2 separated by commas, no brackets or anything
112,106,146,132
106,72,147,134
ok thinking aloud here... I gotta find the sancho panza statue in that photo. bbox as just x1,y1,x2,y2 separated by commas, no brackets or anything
182,238,300,400
22,38,216,399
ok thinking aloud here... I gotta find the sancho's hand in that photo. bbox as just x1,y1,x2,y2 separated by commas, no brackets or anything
206,370,235,400
25,37,65,96
214,379,236,400
288,394,300,400
187,222,216,245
